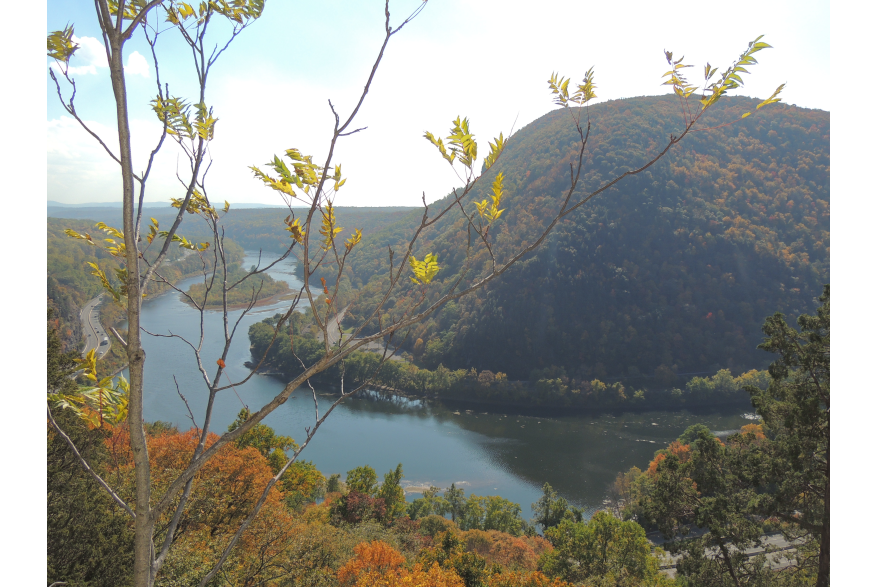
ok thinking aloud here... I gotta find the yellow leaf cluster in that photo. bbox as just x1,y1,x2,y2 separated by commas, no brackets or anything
320,204,343,250
152,97,219,143
345,228,362,252
107,0,151,21
548,68,597,108
165,1,265,27
49,349,130,427
409,253,440,286
86,262,124,304
46,25,78,63
285,215,306,244
483,133,506,173
662,36,784,118
250,148,337,201
170,189,218,221
475,172,506,223
146,217,160,244
425,117,505,176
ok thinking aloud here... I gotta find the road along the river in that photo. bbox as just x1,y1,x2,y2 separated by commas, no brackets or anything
80,294,111,359
323,305,405,362
654,532,803,579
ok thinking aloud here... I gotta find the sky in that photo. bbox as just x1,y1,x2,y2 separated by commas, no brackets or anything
45,0,830,207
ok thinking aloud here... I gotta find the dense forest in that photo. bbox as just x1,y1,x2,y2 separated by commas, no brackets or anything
248,309,771,410
334,96,828,381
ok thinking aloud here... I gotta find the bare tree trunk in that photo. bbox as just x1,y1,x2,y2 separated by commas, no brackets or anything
108,34,153,587
718,543,742,587
816,451,829,587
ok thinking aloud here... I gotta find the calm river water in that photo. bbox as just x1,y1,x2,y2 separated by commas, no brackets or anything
128,252,755,514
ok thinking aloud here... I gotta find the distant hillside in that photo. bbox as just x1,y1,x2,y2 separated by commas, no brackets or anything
47,206,416,252
48,200,170,208
47,206,416,350
46,217,232,351
341,95,829,381
48,200,287,208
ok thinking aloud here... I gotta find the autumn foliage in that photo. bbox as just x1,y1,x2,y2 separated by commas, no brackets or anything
104,425,299,585
486,571,572,587
647,440,692,476
338,541,406,585
331,490,388,524
461,529,551,571
341,96,828,382
353,562,466,587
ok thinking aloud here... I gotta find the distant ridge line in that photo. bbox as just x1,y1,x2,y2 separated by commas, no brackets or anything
48,201,418,211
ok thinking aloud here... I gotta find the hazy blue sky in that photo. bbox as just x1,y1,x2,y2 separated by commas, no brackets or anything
46,0,830,207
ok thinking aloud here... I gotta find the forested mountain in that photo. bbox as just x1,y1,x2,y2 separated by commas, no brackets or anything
341,95,829,381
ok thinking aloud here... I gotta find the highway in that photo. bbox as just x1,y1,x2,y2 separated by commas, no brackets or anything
323,305,404,361
653,532,803,579
323,305,349,348
79,294,111,359
77,249,197,359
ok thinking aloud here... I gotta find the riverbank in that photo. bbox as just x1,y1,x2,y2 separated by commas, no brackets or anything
249,367,757,419
181,286,299,311
394,389,754,418
246,351,760,415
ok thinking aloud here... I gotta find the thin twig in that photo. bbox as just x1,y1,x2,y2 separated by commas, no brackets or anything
46,405,134,518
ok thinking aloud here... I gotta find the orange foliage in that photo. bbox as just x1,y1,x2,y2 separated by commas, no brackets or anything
729,423,767,450
486,570,572,587
353,562,464,587
459,530,552,572
104,425,297,585
338,540,406,586
490,538,539,571
648,441,691,476
668,440,691,461
647,453,666,477
740,423,766,440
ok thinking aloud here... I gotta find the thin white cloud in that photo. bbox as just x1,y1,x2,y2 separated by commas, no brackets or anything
46,0,830,207
47,36,149,80
47,115,185,205
125,51,151,78
64,35,108,75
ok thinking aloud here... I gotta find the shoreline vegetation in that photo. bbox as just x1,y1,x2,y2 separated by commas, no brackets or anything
181,284,294,311
185,262,288,309
256,368,764,413
248,311,770,412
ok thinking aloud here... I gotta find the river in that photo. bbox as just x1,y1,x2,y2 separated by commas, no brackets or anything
127,251,756,514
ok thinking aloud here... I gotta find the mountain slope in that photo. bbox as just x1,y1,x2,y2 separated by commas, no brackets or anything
342,95,829,380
